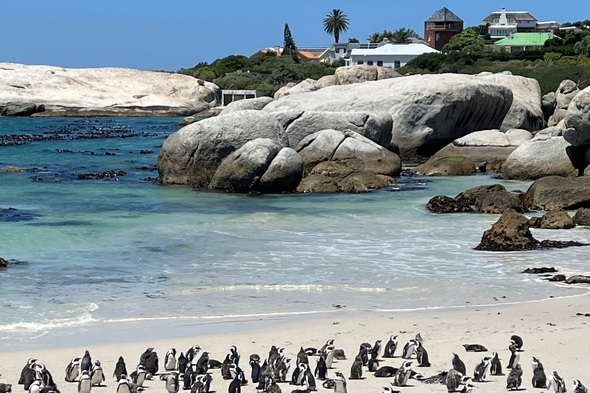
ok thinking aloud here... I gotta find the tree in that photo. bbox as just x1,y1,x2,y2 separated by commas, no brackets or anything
442,28,485,52
389,28,420,43
367,32,383,43
283,23,300,63
323,9,349,43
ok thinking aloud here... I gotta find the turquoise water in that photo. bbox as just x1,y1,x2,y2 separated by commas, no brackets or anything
1,117,589,349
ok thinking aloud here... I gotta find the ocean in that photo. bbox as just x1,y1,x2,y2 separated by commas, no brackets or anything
1,117,589,350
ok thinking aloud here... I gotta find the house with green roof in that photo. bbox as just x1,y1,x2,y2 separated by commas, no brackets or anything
492,32,553,52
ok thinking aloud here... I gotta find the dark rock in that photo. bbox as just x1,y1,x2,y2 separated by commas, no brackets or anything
565,275,590,284
426,195,473,214
538,240,587,249
1,103,40,116
0,257,8,268
413,156,476,176
455,184,526,214
525,176,590,211
547,274,566,282
573,208,590,226
539,211,575,229
76,170,126,180
475,211,537,251
528,216,542,228
522,267,557,274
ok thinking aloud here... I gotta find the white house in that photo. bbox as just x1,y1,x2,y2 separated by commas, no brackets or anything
345,43,439,69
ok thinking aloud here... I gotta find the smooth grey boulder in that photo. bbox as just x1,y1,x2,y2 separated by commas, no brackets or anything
477,72,545,131
455,184,526,214
564,86,590,146
296,129,346,174
334,65,400,85
502,135,577,180
274,83,296,100
255,147,303,193
424,129,532,172
317,75,337,88
264,73,513,155
549,79,579,126
537,121,566,137
276,110,393,148
219,96,273,115
1,103,43,116
157,110,288,187
542,92,556,120
413,156,476,176
524,176,590,210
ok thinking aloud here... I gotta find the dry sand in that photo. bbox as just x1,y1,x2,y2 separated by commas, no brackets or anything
1,292,589,393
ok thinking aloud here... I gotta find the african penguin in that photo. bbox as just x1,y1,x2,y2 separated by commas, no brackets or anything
371,340,382,359
116,377,132,393
80,351,92,373
65,357,81,383
490,352,502,376
506,364,523,390
532,356,547,388
510,335,524,351
374,366,397,378
393,361,412,387
574,379,588,393
160,372,179,393
452,353,467,375
113,357,127,382
445,368,463,393
227,373,242,393
19,358,37,386
77,370,91,393
349,356,363,380
28,379,41,393
165,348,177,372
548,371,567,393
90,361,104,386
507,343,520,369
314,356,327,380
416,342,431,367
249,354,261,384
401,339,417,359
195,352,209,375
473,357,491,382
368,356,380,372
333,371,347,393
383,336,398,358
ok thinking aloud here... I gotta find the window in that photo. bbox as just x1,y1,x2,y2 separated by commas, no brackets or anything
377,60,383,66
394,61,401,69
357,60,364,65
367,61,373,65
428,33,432,42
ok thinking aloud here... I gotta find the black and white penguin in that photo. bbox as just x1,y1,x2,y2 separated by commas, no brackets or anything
195,352,209,375
507,343,520,370
371,340,382,359
401,339,417,359
192,374,212,393
113,357,127,382
445,368,463,393
358,344,370,367
452,353,467,376
297,347,309,366
229,346,240,366
548,371,567,393
177,353,187,376
0,382,12,393
374,366,397,378
19,358,37,386
349,356,363,380
144,350,159,376
229,363,247,385
265,377,281,393
532,356,547,388
80,351,92,373
506,364,523,390
35,363,56,390
249,354,261,384
314,356,327,380
368,357,380,373
28,379,42,393
186,346,201,365
227,373,242,393
383,336,398,358
319,340,334,356
416,342,431,367
302,366,317,391
462,344,488,352
324,347,335,369
221,354,233,380
460,383,475,393
277,358,291,383
292,363,308,386
90,361,104,387
78,370,92,393
160,372,179,393
65,357,81,383
165,349,177,372
116,376,132,393
130,365,147,389
490,352,502,376
393,361,412,387
510,335,524,351
473,357,491,382
573,379,589,393
333,371,347,393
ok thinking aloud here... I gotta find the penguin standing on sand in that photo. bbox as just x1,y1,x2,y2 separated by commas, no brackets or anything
368,354,380,372
249,355,261,384
371,340,382,359
78,371,92,393
573,379,589,393
452,353,467,375
393,361,412,387
65,358,81,382
510,335,524,351
349,356,363,380
506,364,523,390
416,342,431,367
297,347,309,366
195,352,210,375
314,356,327,380
80,351,92,373
333,372,347,393
445,368,463,393
460,383,475,393
383,336,398,358
473,357,491,382
160,372,179,393
28,379,41,393
165,349,177,372
177,353,187,376
548,371,567,393
228,373,243,393
358,344,370,367
532,356,547,388
401,339,417,359
186,346,201,365
19,358,37,386
490,352,502,376
90,361,105,386
324,348,335,369
507,343,520,370
116,376,132,393
113,357,127,382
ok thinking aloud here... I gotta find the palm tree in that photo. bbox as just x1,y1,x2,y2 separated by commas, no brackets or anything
390,28,420,44
367,32,382,44
323,9,349,43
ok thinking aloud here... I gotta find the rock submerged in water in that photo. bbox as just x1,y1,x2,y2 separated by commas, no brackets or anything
524,176,590,211
425,184,526,214
426,195,473,213
0,257,8,269
413,156,476,176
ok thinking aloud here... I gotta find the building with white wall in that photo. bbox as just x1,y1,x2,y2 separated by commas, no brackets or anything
345,43,439,69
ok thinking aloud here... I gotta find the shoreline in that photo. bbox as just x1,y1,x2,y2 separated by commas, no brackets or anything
1,292,589,393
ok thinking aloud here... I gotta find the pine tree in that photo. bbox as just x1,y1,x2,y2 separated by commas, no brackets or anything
283,23,300,63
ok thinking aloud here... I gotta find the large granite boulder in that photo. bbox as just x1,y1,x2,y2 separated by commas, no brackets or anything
422,129,532,172
264,73,513,155
573,208,590,226
542,92,556,120
477,72,545,131
209,139,302,193
524,176,590,210
455,184,526,214
0,62,219,116
274,83,296,100
475,211,537,251
549,80,580,126
157,111,289,187
564,86,590,147
334,65,400,85
219,96,273,115
413,156,476,176
502,135,577,180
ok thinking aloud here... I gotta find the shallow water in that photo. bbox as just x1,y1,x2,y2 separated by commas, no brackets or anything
1,117,589,349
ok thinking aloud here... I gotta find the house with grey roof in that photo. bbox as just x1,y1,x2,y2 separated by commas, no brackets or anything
424,7,464,50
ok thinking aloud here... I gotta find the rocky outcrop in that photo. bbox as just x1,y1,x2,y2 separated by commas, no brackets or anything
549,80,579,126
542,92,556,120
502,135,577,180
566,275,590,284
524,176,590,210
421,129,532,172
455,184,526,214
477,72,545,131
0,257,8,269
264,73,513,155
539,211,575,229
334,65,400,85
1,103,45,116
573,208,590,226
219,96,273,115
209,139,302,193
413,156,476,176
426,195,473,213
0,62,218,116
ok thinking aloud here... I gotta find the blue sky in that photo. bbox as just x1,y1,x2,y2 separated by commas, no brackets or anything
1,1,588,71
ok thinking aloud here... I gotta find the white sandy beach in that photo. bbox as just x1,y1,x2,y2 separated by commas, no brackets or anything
1,291,589,393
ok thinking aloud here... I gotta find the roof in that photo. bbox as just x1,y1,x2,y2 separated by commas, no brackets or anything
426,7,463,22
494,32,552,46
351,43,440,56
484,11,537,22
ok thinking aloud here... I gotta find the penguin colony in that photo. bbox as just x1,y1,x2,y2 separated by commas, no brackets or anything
1,333,588,393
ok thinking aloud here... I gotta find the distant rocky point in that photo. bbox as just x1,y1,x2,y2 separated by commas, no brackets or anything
0,63,220,116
